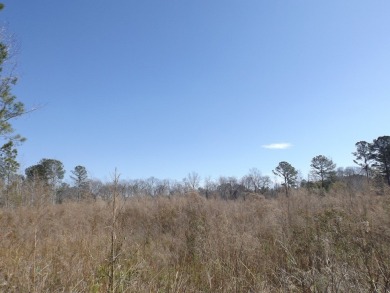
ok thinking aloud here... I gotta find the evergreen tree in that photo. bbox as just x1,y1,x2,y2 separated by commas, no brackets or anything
0,3,27,202
0,141,19,183
25,164,46,181
25,159,65,204
370,136,390,186
71,165,89,200
0,4,25,144
0,140,19,206
310,155,336,189
353,141,372,179
273,161,298,197
25,159,65,186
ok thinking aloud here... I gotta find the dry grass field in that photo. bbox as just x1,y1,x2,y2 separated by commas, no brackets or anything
1,187,390,292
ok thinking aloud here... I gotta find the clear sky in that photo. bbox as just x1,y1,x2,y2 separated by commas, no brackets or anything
2,1,390,182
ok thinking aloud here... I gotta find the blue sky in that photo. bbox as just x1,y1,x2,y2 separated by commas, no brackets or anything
2,1,390,182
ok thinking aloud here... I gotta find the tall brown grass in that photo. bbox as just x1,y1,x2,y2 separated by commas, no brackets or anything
0,187,390,292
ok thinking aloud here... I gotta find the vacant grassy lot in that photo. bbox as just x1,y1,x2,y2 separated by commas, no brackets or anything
1,188,390,292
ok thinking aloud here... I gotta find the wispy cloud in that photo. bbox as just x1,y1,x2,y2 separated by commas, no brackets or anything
262,143,292,150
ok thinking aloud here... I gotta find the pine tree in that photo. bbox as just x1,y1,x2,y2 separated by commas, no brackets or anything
71,165,89,200
273,161,298,197
353,141,372,179
310,155,336,189
0,4,25,143
0,141,19,183
370,136,390,186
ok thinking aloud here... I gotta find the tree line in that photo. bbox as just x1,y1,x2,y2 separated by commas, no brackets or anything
0,133,388,206
272,136,390,196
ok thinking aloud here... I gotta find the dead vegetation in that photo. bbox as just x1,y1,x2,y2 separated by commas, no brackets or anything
0,187,390,292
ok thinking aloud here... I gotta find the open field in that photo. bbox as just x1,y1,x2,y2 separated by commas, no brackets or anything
1,188,390,292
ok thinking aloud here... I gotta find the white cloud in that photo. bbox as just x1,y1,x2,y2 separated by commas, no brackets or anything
262,143,292,150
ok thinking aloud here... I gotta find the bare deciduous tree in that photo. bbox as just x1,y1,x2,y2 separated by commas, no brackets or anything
183,171,201,191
